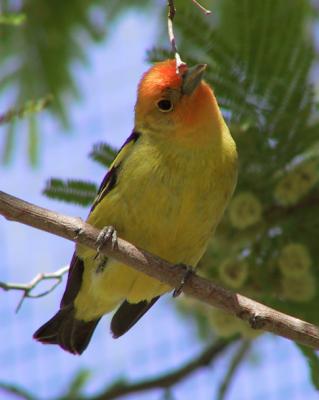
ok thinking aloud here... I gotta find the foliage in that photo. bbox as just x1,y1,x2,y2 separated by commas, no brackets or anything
297,345,319,390
60,369,91,400
0,0,151,164
0,95,52,165
155,0,319,383
43,178,97,206
42,141,116,205
89,142,118,167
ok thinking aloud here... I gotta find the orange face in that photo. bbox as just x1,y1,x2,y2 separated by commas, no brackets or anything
134,60,218,142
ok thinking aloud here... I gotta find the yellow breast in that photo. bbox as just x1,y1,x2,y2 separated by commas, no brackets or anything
75,126,237,318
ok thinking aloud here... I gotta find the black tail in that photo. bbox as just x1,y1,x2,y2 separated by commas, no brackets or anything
33,305,100,355
111,296,159,338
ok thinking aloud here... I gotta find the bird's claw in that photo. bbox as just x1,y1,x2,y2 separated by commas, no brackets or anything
173,264,195,298
94,226,118,273
96,225,118,253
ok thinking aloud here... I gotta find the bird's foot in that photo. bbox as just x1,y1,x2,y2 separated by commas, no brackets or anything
96,225,118,253
94,226,118,273
173,264,195,298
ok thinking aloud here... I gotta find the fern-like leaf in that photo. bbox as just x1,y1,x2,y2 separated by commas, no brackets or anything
43,178,97,206
89,142,117,167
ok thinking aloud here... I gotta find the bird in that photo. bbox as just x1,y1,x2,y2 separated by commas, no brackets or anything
33,59,238,354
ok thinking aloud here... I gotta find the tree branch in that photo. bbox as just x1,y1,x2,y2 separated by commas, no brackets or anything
92,339,231,400
167,0,185,71
1,190,319,348
0,266,69,312
191,0,212,15
167,0,211,72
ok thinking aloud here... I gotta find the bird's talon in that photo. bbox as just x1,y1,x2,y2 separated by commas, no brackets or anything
173,264,195,297
96,225,118,253
74,227,84,240
111,229,118,250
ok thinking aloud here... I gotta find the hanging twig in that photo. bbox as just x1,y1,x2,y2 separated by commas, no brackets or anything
0,382,36,400
167,0,186,72
167,0,211,73
0,265,69,312
217,340,251,400
191,0,212,15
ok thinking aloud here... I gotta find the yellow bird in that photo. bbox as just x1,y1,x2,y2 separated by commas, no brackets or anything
34,60,238,354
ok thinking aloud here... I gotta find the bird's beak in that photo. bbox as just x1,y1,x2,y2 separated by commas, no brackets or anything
181,64,207,95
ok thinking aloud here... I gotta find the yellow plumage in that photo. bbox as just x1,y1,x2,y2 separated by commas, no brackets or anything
34,59,237,354
76,125,237,317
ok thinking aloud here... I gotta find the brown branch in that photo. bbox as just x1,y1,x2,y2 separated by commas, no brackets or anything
1,190,319,348
166,0,211,73
217,340,251,400
91,339,231,400
0,265,69,312
191,0,212,15
167,0,185,71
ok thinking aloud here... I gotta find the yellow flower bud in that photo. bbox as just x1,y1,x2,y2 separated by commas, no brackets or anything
219,259,249,289
209,308,241,337
274,173,300,205
296,161,318,192
281,273,316,302
278,243,311,278
229,192,262,229
274,162,318,206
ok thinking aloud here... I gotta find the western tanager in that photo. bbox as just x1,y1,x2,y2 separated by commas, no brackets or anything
34,60,238,354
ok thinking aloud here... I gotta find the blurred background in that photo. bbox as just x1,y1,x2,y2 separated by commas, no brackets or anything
1,1,319,399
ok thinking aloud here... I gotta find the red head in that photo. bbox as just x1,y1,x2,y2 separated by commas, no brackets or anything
134,60,222,144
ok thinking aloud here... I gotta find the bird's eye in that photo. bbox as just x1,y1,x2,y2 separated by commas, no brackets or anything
156,99,173,112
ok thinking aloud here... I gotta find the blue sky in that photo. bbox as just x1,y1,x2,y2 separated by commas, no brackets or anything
0,10,319,400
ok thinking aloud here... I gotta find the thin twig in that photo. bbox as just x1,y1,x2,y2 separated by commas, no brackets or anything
191,0,212,15
167,0,185,72
217,340,251,400
1,190,319,348
166,0,211,73
91,339,232,400
0,382,36,400
0,265,69,312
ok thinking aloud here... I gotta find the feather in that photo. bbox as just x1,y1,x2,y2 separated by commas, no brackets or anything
33,305,100,355
111,296,159,338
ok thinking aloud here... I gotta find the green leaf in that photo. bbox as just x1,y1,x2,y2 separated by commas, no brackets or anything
0,13,26,26
297,344,319,390
0,95,53,125
62,369,91,399
89,142,118,167
1,121,16,165
28,115,39,167
43,178,97,206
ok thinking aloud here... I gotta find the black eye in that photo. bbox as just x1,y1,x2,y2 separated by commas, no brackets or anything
157,99,173,112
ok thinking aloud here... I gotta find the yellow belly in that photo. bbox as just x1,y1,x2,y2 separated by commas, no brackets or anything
74,134,237,321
